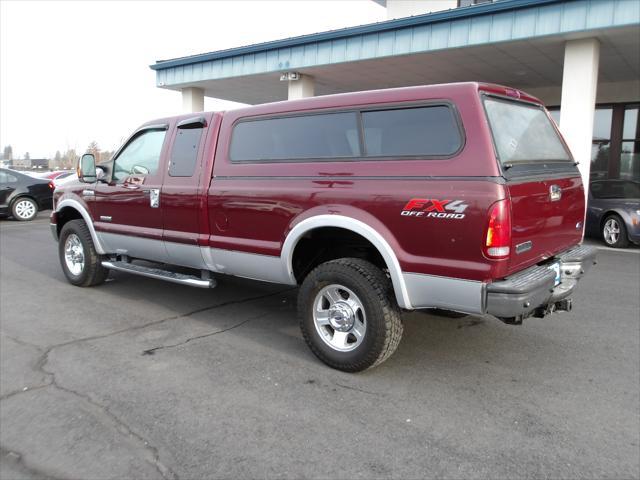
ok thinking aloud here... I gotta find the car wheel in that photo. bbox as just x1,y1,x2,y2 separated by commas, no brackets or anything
58,219,109,287
11,197,38,221
602,214,629,248
298,258,403,372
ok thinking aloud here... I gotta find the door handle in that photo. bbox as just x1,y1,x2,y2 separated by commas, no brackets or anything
149,189,160,208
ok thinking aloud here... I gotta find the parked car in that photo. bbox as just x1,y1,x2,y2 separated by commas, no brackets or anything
586,179,640,248
30,170,74,181
0,168,54,221
50,82,596,371
53,172,78,188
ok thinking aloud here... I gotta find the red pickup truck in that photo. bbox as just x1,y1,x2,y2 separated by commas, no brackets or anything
51,83,596,372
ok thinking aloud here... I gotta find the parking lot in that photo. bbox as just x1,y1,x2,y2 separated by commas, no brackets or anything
1,214,638,479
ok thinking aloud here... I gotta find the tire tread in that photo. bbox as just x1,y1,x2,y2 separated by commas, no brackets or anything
59,219,108,287
298,258,403,372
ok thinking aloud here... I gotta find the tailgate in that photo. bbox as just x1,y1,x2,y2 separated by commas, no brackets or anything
507,175,584,274
481,92,585,274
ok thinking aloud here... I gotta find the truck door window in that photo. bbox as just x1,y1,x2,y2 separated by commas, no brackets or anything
112,129,166,183
169,127,203,177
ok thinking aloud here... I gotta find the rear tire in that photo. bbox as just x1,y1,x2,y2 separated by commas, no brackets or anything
298,258,403,372
58,219,109,286
12,197,38,221
602,214,629,248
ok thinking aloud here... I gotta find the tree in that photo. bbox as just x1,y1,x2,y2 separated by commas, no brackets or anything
54,150,62,168
24,152,30,161
61,149,77,169
87,141,100,162
100,150,114,163
2,145,12,160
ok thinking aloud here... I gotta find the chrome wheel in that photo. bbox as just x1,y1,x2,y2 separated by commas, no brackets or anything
64,233,85,276
14,199,36,220
313,284,366,352
603,218,620,245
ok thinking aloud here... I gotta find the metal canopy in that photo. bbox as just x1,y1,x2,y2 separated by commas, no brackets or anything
151,0,640,104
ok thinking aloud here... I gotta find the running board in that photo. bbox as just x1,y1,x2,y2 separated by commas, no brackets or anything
101,261,216,288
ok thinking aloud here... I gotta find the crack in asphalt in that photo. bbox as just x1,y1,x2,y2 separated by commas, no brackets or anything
141,311,270,356
0,333,45,352
333,382,382,396
0,446,69,480
1,288,292,480
0,383,51,402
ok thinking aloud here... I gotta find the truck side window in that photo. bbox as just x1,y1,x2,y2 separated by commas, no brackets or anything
230,112,360,162
169,128,203,177
112,129,166,183
362,106,462,157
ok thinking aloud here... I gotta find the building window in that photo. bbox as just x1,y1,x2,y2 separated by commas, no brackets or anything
547,103,639,181
591,108,613,179
621,106,640,180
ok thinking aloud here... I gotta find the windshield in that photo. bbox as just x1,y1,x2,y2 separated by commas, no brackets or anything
484,97,571,166
590,180,640,199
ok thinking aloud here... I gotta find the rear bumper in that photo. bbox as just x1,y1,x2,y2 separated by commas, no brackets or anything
485,244,597,321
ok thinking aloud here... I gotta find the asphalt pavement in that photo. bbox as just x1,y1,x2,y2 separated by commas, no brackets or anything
1,214,639,479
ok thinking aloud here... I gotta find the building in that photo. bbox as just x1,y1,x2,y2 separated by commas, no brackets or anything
150,0,640,185
11,157,50,170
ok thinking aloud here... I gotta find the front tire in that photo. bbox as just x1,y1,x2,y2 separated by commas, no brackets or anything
58,219,109,286
12,197,38,221
602,214,629,248
298,258,403,372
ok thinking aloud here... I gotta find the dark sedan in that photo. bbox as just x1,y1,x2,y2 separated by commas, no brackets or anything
0,168,54,221
586,179,640,248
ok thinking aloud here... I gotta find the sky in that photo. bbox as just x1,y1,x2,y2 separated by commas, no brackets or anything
0,0,384,159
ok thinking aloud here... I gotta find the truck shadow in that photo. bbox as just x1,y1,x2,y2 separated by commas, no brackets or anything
95,270,567,380
5,235,567,379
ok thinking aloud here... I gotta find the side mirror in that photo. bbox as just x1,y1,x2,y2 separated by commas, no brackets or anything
78,153,97,183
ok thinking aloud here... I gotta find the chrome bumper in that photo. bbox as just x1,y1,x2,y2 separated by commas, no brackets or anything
485,244,597,323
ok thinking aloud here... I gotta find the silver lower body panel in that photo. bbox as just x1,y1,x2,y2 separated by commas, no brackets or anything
403,272,484,314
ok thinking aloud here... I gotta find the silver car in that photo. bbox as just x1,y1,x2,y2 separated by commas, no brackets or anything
586,180,640,248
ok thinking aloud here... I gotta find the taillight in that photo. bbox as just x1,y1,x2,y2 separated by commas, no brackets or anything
49,181,54,190
484,199,511,259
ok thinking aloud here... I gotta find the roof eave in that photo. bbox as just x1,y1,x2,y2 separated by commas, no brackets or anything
149,0,563,71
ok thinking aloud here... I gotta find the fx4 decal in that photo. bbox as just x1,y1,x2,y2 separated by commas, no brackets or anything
401,198,468,219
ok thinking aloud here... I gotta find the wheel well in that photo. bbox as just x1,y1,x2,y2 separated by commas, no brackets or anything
291,227,387,283
10,195,37,209
56,206,83,235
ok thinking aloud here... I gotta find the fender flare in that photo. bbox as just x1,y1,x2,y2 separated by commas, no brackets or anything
280,214,413,309
56,198,106,254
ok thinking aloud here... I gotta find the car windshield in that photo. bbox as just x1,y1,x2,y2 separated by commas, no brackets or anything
483,96,571,165
590,181,640,199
